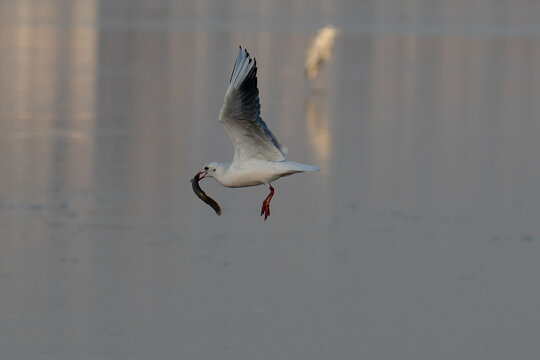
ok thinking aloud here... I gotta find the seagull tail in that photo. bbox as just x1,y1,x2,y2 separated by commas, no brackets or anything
280,161,320,173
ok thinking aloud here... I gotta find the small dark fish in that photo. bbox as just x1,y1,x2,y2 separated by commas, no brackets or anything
191,173,222,215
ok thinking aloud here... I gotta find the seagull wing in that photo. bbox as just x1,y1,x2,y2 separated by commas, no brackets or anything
219,47,287,163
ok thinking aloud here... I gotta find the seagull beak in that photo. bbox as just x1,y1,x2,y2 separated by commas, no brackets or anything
196,171,208,180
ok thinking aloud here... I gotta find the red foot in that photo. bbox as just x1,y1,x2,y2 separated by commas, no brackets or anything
260,185,274,220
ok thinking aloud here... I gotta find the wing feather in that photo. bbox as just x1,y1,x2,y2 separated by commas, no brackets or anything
219,47,286,163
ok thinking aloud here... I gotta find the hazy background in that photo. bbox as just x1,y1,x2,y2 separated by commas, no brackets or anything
1,0,540,359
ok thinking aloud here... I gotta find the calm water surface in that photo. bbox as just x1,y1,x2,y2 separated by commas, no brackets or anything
1,1,540,359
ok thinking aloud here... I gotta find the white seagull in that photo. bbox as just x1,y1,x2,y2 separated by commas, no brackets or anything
304,25,339,80
195,47,320,220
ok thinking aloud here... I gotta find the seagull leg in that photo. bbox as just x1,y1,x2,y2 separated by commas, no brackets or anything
260,199,267,216
261,185,274,220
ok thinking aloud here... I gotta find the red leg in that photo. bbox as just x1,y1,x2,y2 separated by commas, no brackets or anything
260,193,269,216
261,198,267,216
261,185,274,220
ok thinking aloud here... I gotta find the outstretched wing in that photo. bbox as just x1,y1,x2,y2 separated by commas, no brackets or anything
219,47,287,163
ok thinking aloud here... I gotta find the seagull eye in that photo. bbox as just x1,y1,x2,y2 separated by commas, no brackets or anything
213,169,216,172
204,166,209,171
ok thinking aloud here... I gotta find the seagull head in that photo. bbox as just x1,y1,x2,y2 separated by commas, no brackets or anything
201,162,225,180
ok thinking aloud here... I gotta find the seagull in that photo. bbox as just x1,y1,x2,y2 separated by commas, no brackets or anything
195,47,319,220
304,25,339,80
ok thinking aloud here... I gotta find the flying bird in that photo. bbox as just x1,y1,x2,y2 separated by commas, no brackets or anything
193,47,319,220
304,25,339,80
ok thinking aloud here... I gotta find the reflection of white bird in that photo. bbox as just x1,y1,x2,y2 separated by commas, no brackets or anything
304,94,331,170
194,47,319,220
305,25,339,80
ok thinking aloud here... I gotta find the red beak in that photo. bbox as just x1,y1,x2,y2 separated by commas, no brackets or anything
196,171,208,180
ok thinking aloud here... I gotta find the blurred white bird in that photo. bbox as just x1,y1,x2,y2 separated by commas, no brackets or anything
304,25,339,80
194,47,319,220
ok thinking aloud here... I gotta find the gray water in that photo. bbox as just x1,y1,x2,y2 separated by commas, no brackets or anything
1,1,540,359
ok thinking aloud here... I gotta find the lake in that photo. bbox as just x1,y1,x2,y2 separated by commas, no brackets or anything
1,1,540,359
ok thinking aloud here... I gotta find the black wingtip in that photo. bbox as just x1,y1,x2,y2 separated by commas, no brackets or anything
237,46,253,63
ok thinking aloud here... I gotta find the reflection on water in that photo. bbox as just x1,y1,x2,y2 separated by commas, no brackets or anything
304,90,332,171
1,1,540,359
363,32,540,215
0,0,98,199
